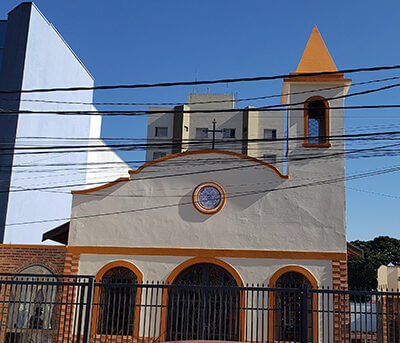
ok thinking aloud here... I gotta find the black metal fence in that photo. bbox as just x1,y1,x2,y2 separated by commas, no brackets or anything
0,274,399,343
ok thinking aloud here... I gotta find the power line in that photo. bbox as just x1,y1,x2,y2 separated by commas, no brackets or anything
3,142,400,193
2,75,399,106
0,131,398,156
3,81,400,116
1,64,400,95
6,162,400,227
5,122,400,142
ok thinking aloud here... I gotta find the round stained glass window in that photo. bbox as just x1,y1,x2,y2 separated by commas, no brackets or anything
192,182,226,214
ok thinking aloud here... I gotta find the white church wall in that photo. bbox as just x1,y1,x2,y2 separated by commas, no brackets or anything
284,82,348,253
70,152,346,253
78,253,333,287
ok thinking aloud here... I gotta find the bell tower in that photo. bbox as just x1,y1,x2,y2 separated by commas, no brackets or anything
282,26,352,176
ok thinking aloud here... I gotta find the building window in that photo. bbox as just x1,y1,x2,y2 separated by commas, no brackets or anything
97,267,138,336
264,129,277,140
166,263,240,341
273,272,313,342
196,128,208,138
223,128,236,138
155,127,168,137
304,97,330,147
153,151,166,160
263,154,277,164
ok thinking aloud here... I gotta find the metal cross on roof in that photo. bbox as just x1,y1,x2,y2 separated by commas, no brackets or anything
206,119,222,149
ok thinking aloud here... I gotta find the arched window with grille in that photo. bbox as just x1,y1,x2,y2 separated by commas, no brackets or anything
269,267,318,343
166,261,241,341
304,96,331,148
94,262,142,337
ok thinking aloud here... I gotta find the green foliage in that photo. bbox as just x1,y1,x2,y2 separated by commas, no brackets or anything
348,236,400,290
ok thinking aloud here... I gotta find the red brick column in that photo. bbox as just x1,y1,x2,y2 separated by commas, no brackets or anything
57,252,81,343
332,259,349,343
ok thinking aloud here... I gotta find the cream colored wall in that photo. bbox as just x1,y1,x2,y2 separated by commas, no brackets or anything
187,94,243,153
181,105,190,151
378,265,400,290
146,106,174,161
70,152,346,253
78,253,332,286
247,108,284,170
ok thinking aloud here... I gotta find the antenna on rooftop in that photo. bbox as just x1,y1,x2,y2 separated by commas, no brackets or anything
235,91,240,109
194,69,199,93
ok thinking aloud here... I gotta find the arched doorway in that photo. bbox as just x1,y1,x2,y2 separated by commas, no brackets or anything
94,262,142,336
270,267,317,343
166,262,241,341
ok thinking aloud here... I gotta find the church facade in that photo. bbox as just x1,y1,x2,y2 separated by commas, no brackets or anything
0,27,358,343
63,26,351,290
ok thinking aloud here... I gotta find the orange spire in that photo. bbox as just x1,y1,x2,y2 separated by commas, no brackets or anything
296,26,337,73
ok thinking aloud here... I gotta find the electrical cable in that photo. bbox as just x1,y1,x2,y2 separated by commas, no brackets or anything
3,141,399,193
0,64,399,95
2,75,398,107
6,162,400,227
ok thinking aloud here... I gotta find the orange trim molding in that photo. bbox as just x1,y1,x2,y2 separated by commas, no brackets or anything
0,244,66,249
95,260,143,283
268,265,318,343
129,149,289,179
66,246,347,261
71,150,288,195
72,177,130,195
160,257,245,342
92,261,143,339
165,256,244,286
303,96,330,148
269,265,318,288
284,75,352,83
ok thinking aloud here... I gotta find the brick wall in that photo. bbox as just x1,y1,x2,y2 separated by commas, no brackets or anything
332,258,349,343
0,244,67,274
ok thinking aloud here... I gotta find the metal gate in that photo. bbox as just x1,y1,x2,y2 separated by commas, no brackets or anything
1,274,399,343
0,274,93,343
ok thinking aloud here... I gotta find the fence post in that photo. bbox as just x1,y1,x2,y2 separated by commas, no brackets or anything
82,277,94,343
301,284,309,343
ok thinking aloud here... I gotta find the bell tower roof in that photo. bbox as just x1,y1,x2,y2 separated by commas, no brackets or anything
295,26,337,73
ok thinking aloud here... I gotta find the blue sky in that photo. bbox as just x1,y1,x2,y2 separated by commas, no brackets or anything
1,0,399,241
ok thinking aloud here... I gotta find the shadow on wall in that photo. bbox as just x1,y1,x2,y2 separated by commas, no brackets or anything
178,171,285,223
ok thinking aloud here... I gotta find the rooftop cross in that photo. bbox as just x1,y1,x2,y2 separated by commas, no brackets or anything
206,119,222,149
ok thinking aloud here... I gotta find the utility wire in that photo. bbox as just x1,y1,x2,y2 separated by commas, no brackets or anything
3,142,399,193
2,75,398,106
6,162,400,227
0,64,399,94
0,131,399,156
6,122,400,142
3,81,400,116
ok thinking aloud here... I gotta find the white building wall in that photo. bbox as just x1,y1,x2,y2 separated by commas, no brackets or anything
69,152,346,253
84,107,130,187
4,3,95,244
78,253,332,286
